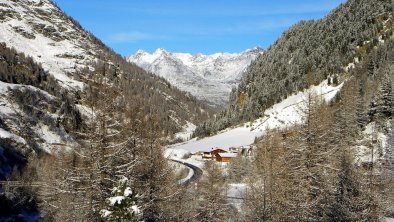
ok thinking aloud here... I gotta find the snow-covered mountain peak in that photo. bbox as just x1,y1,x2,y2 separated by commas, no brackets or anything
0,0,112,90
155,48,168,54
243,45,263,54
136,49,147,55
127,47,263,108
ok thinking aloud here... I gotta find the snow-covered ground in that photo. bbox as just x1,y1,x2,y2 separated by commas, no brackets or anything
168,80,343,154
0,128,26,145
355,121,393,165
0,0,98,90
0,80,78,153
164,149,205,169
128,47,263,107
174,121,196,142
226,183,248,211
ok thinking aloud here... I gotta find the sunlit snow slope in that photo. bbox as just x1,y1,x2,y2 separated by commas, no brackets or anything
169,80,343,153
128,47,263,108
0,0,101,89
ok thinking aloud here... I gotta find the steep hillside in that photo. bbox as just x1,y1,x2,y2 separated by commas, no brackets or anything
127,47,263,108
168,34,394,221
195,0,394,137
0,0,213,220
0,0,213,151
232,0,393,120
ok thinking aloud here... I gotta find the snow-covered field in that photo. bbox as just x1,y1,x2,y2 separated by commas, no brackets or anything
164,149,205,169
168,80,343,155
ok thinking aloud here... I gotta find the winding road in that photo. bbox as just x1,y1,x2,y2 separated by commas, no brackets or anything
169,159,203,186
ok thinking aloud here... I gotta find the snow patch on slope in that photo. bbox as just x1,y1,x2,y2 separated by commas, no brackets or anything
169,80,343,153
0,0,96,89
355,122,393,165
0,128,26,144
0,80,77,153
127,47,263,107
174,121,196,142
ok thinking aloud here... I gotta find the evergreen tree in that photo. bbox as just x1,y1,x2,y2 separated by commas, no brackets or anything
327,144,365,222
376,75,394,119
100,176,140,222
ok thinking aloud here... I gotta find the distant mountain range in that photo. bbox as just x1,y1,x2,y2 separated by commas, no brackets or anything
127,47,263,108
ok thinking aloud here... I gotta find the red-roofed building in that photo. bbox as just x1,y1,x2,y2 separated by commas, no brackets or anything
215,152,238,163
202,148,227,159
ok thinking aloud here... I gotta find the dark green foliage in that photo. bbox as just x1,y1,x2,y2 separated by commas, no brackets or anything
195,0,394,137
231,0,393,120
327,150,365,222
0,43,61,95
101,177,139,222
377,75,394,118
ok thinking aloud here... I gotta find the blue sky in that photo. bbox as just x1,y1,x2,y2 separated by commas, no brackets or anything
53,0,345,56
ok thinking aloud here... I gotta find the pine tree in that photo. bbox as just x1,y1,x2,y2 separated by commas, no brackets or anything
100,176,140,222
36,81,140,221
327,144,365,222
196,161,231,222
133,114,179,222
294,90,335,221
376,75,394,119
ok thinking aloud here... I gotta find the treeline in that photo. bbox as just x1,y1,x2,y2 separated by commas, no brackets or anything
0,43,83,149
51,0,214,134
6,0,214,135
194,0,394,138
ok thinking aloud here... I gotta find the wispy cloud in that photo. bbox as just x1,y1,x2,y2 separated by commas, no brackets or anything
109,31,170,43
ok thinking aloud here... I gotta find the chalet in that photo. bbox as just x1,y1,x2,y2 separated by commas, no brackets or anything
202,148,227,159
211,148,227,156
215,152,238,163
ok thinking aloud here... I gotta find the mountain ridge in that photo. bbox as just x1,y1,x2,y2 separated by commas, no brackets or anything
127,46,263,108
